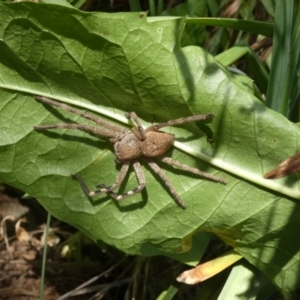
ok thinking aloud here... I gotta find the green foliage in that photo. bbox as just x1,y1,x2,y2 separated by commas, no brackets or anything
266,0,300,117
1,2,300,299
161,0,208,47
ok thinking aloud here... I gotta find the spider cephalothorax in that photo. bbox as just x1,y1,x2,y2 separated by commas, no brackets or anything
34,95,226,208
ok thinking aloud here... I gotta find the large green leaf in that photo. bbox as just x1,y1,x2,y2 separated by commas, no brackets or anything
1,3,300,298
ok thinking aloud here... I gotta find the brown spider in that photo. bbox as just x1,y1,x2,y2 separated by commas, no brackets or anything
33,95,226,209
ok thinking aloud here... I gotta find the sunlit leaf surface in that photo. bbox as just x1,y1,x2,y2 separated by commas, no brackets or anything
0,3,300,298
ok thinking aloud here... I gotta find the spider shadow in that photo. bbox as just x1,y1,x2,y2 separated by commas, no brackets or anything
83,190,148,212
39,100,86,124
148,151,221,184
173,132,217,165
141,157,191,207
112,162,148,212
176,132,210,144
36,130,110,150
113,188,148,212
195,119,215,141
174,121,215,144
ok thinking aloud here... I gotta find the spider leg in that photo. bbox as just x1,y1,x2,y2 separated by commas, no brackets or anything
146,113,214,131
34,123,119,139
125,112,146,140
72,173,94,196
102,160,146,201
145,157,186,209
72,161,131,196
34,95,125,133
96,161,130,192
159,157,226,184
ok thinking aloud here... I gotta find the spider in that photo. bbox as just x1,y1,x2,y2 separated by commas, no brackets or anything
33,95,226,209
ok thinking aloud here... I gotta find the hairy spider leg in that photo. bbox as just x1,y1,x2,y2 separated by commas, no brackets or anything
96,161,131,192
34,123,119,139
159,157,227,184
34,95,125,133
71,161,131,196
146,113,215,132
144,157,186,209
125,111,146,140
100,160,146,201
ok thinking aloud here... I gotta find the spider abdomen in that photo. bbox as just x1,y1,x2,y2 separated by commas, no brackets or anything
141,131,174,157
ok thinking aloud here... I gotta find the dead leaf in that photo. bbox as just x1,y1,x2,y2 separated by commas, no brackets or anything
177,250,242,284
264,151,300,179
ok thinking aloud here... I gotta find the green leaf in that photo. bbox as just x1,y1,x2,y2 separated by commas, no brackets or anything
0,3,300,299
129,0,142,12
186,18,274,38
260,0,275,16
40,0,74,8
216,45,269,95
265,1,296,116
218,262,262,300
157,284,178,300
161,0,208,47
